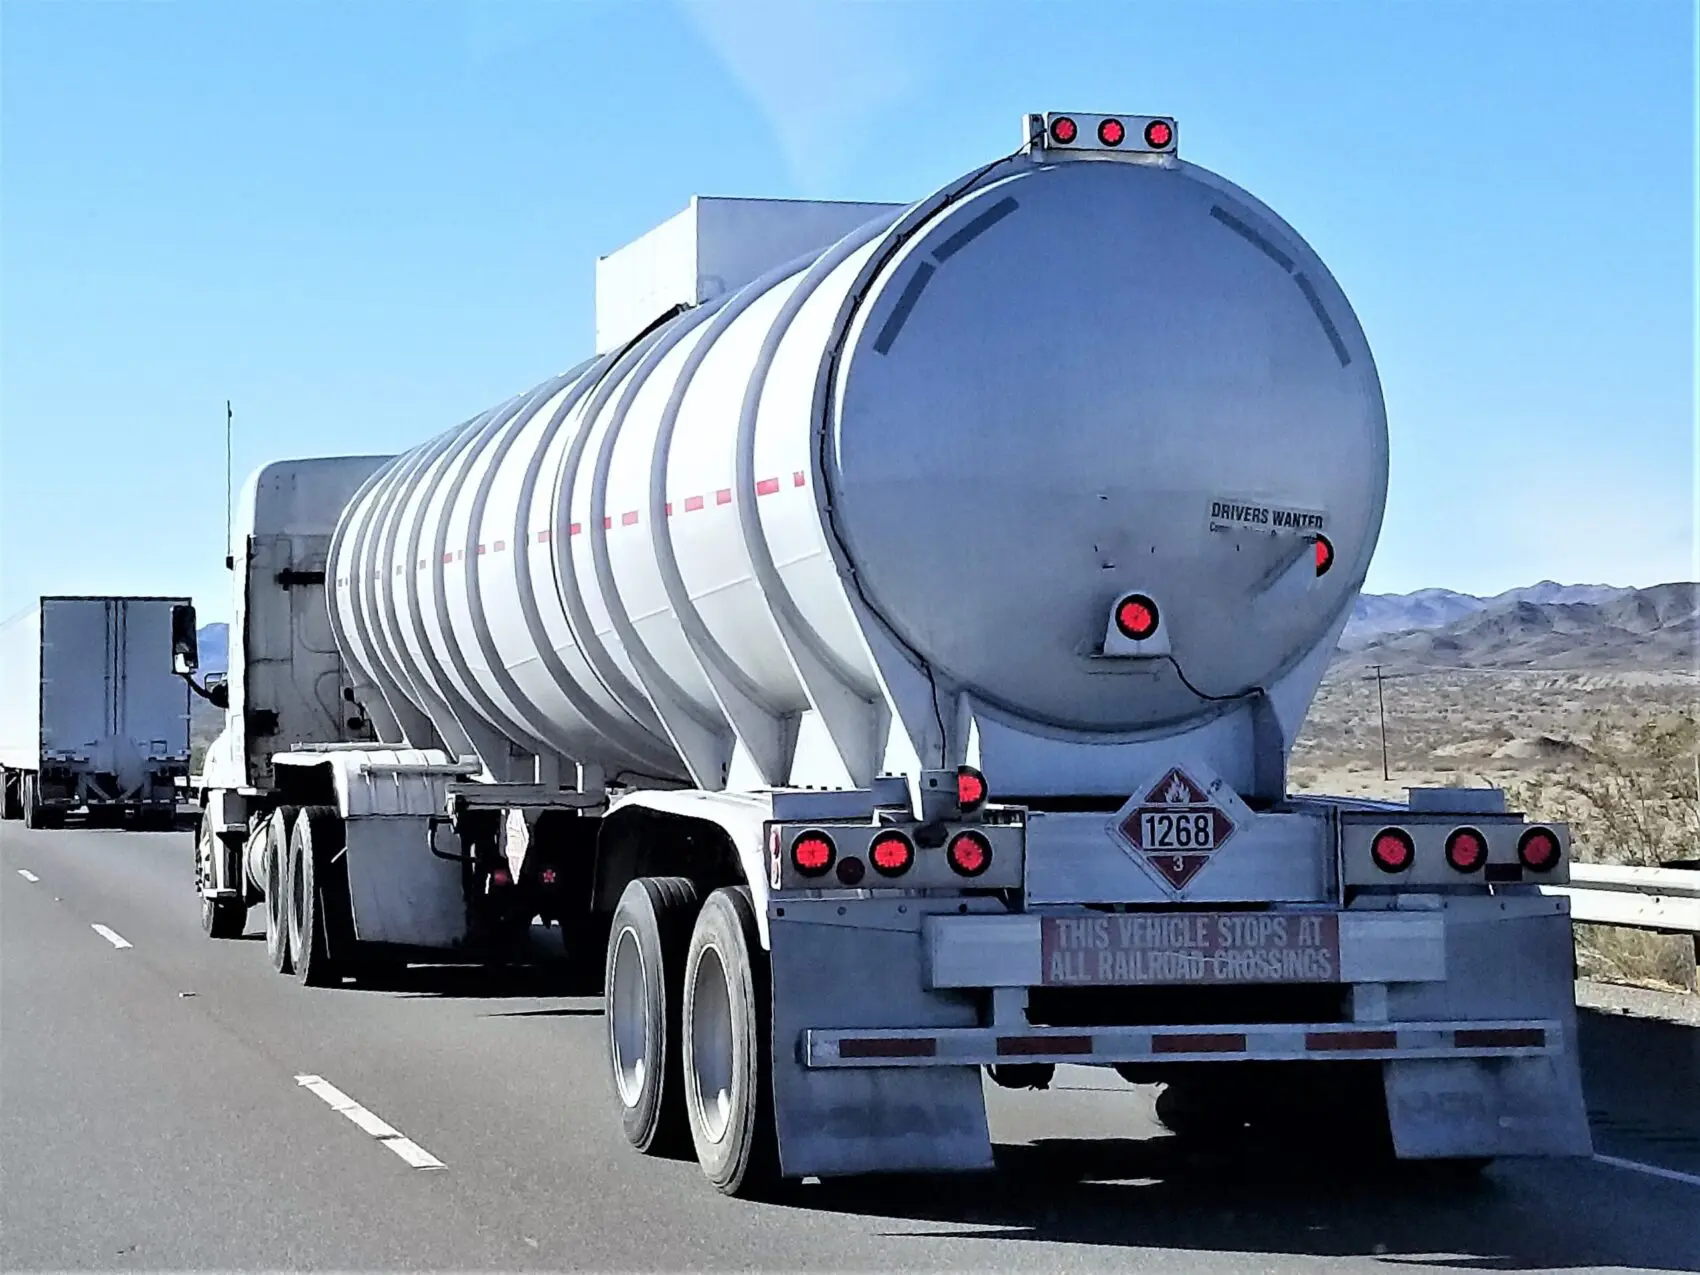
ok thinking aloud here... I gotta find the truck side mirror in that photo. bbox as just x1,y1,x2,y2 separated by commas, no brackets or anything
171,603,199,675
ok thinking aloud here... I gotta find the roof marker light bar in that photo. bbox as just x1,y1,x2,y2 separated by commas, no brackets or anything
1029,112,1178,156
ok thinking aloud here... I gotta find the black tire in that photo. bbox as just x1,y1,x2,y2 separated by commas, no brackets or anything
0,770,17,821
198,813,248,939
289,806,347,988
1154,1081,1251,1142
605,876,700,1155
681,886,780,1197
266,806,300,975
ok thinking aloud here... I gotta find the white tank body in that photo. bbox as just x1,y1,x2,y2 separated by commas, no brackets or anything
330,147,1387,798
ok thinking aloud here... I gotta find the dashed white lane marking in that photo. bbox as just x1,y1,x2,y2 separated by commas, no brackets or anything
295,1074,445,1170
1594,1152,1700,1188
16,869,38,882
91,924,132,949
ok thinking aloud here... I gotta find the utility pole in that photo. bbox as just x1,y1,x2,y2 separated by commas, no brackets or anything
1375,664,1390,782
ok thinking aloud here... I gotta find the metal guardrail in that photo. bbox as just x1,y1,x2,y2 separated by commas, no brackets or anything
1545,863,1700,936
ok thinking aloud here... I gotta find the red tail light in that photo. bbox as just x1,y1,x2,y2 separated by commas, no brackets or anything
1097,117,1125,146
1518,827,1560,872
791,831,836,878
869,832,914,878
957,766,988,813
539,867,558,886
835,856,865,886
1370,828,1414,874
490,868,512,887
1314,535,1335,577
1445,827,1486,873
1143,118,1174,149
1049,116,1079,145
1114,593,1160,642
947,830,992,878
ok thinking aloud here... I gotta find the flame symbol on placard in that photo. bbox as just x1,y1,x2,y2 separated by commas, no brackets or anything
1162,776,1193,804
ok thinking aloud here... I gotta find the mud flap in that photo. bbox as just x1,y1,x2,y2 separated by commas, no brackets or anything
1385,1054,1593,1158
1384,898,1593,1159
769,903,994,1178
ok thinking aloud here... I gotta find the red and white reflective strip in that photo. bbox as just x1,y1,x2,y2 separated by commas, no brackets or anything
518,473,808,544
803,1019,1559,1068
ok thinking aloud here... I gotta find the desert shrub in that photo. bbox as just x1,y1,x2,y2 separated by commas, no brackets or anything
1509,713,1698,867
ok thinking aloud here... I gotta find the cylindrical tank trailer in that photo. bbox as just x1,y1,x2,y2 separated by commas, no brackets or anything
330,121,1386,795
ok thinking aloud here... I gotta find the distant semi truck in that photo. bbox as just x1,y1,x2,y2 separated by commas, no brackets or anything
0,596,191,828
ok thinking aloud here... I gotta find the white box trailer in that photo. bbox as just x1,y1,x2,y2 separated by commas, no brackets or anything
0,596,192,828
187,111,1592,1198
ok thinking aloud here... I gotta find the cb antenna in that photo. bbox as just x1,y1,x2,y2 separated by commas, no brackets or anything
225,400,233,555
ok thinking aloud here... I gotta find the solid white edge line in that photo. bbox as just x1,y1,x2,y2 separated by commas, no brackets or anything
1594,1152,1700,1188
295,1074,445,1170
91,924,132,949
17,869,39,882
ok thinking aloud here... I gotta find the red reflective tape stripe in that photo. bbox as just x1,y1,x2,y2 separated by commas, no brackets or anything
602,516,612,530
441,553,453,564
756,477,780,496
493,540,505,552
684,495,705,512
998,1035,1091,1057
569,522,582,536
1153,1033,1246,1054
839,1037,936,1059
621,510,639,526
1455,1027,1545,1049
1306,1030,1397,1052
474,544,485,555
536,529,551,543
793,470,806,487
716,489,732,505
665,502,673,516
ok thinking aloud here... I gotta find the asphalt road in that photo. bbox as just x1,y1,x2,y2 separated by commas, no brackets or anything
3,823,1697,1273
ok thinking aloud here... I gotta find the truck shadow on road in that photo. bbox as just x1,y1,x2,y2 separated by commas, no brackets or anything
796,1135,1699,1270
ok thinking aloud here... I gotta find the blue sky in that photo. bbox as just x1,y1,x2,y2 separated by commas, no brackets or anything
1,0,1693,623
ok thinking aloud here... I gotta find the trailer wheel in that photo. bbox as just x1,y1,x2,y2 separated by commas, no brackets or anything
682,885,779,1197
605,876,699,1155
289,806,347,988
0,770,20,821
265,806,300,975
197,814,248,939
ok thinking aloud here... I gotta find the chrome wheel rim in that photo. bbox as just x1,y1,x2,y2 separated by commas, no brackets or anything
609,926,648,1108
689,944,734,1145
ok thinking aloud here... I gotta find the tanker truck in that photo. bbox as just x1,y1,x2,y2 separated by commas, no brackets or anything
183,111,1591,1195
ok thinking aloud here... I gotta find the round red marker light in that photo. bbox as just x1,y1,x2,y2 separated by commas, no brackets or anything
1314,534,1335,577
835,855,866,886
957,766,988,812
1445,827,1487,873
791,831,835,878
1144,119,1174,149
947,830,992,878
1371,828,1415,874
1518,827,1560,872
1098,117,1126,147
869,832,915,878
1050,116,1079,145
1114,593,1161,642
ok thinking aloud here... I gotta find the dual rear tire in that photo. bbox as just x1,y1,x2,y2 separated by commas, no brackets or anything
262,805,356,986
605,879,778,1196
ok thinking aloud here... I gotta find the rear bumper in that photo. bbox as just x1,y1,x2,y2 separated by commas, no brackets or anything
804,1018,1559,1068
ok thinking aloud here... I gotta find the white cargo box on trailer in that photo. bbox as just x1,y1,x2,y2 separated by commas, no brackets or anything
0,596,191,827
